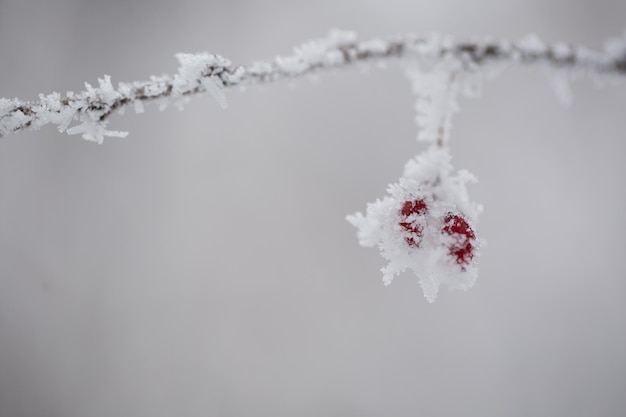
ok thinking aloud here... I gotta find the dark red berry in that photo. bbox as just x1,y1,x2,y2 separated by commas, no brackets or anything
399,199,428,247
442,214,476,268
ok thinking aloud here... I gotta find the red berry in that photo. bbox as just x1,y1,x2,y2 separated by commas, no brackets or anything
399,199,428,247
442,213,476,268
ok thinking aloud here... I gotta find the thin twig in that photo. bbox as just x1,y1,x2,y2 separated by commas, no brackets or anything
1,30,624,142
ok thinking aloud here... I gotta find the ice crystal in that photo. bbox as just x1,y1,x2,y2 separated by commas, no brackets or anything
173,52,229,109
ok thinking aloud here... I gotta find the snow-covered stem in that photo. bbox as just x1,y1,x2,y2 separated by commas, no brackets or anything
1,30,625,142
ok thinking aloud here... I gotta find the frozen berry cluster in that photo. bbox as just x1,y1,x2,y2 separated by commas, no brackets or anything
398,198,476,269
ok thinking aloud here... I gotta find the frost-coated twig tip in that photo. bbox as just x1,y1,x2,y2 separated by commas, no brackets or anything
1,30,624,142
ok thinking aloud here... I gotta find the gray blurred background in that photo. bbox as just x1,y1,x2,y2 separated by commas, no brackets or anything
1,1,625,416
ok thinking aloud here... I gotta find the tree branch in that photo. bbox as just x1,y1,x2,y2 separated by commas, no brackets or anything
1,30,624,143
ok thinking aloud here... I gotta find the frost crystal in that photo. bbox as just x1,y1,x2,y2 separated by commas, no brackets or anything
202,76,228,109
275,29,357,74
173,52,230,109
405,59,461,145
66,122,128,143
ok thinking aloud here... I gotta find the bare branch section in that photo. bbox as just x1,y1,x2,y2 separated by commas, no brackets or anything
1,30,625,143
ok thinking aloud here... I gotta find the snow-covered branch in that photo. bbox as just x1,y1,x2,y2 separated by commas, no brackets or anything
1,30,625,143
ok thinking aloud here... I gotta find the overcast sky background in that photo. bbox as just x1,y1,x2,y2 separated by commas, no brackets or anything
1,1,625,416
